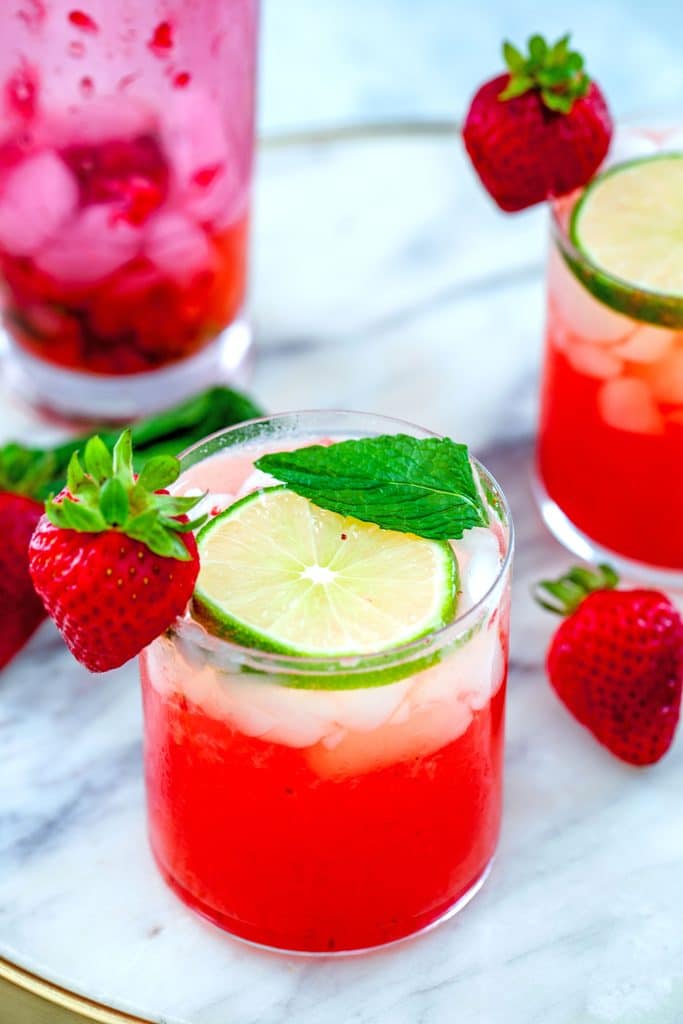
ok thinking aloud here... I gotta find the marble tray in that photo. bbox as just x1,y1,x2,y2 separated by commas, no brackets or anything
1,126,682,1024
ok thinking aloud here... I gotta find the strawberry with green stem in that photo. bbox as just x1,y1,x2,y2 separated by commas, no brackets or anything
29,431,205,672
535,564,683,766
0,447,54,669
464,33,612,211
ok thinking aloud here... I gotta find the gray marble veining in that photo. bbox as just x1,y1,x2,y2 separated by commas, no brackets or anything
1,131,682,1024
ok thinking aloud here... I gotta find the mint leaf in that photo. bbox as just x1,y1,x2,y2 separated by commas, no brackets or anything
256,435,489,540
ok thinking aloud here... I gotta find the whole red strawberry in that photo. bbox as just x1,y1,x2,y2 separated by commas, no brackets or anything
0,491,45,669
536,565,683,766
0,446,56,669
29,431,204,672
464,34,612,211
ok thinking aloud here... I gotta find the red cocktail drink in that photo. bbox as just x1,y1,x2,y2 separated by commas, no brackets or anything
536,137,683,580
140,412,513,952
0,0,258,417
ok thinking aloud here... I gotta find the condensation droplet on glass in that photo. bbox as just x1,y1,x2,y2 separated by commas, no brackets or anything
79,75,94,97
68,40,86,58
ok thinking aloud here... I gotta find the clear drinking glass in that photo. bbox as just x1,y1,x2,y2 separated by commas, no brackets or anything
0,1,258,420
139,410,514,953
536,127,683,585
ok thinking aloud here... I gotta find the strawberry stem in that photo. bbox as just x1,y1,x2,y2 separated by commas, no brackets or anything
45,429,206,561
499,33,591,115
533,563,618,616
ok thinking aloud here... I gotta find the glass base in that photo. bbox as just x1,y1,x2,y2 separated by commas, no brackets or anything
152,845,494,957
532,470,683,591
2,316,253,424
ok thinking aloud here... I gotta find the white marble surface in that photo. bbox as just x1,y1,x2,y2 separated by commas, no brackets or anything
259,0,683,133
2,131,683,1024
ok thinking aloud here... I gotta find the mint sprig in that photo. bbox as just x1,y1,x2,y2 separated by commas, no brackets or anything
255,435,489,540
0,444,56,500
0,385,264,501
499,33,590,115
45,431,206,561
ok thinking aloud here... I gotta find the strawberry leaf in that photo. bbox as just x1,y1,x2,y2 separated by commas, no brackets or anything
66,452,86,493
534,563,619,616
138,455,180,492
502,40,525,72
498,32,593,114
100,478,130,527
528,34,548,65
112,430,134,488
84,436,113,483
541,90,574,114
46,498,106,533
499,75,535,100
42,430,204,560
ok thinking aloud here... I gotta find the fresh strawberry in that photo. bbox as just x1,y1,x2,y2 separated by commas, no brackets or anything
29,431,205,672
0,446,54,669
535,564,683,766
463,34,612,211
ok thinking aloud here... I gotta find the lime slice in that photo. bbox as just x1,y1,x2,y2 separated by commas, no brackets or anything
568,153,683,329
192,486,458,658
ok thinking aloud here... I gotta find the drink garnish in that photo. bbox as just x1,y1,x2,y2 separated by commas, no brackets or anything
568,154,683,328
29,430,205,672
463,33,612,211
192,486,458,665
255,435,489,541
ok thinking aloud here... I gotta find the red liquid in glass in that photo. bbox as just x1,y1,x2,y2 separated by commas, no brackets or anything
141,666,506,952
538,247,683,571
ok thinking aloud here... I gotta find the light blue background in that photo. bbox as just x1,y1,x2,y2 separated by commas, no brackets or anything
260,0,683,132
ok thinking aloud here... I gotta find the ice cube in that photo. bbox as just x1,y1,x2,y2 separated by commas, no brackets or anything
0,151,78,255
161,90,229,189
145,211,212,281
550,248,633,344
184,163,242,229
223,676,331,748
645,350,683,405
46,96,156,147
451,527,501,612
35,205,141,283
566,341,623,380
614,325,676,364
326,679,413,732
598,378,665,434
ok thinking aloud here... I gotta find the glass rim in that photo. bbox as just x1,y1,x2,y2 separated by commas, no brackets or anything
172,409,514,677
550,192,683,309
550,128,683,310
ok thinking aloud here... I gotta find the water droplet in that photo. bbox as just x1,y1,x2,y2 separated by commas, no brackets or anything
68,40,86,58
